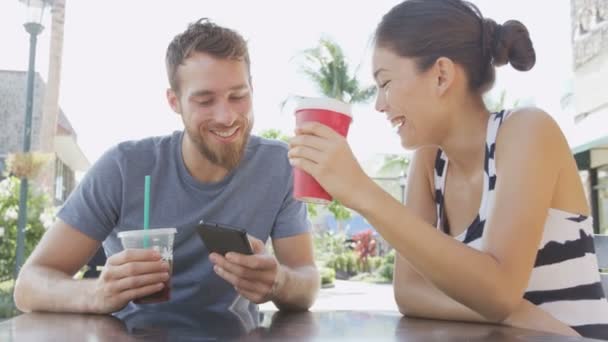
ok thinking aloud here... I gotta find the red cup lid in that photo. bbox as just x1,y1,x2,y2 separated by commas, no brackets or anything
294,97,352,118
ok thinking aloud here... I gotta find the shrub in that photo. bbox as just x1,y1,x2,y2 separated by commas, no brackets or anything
0,177,52,281
369,256,383,271
320,267,335,286
346,251,358,274
378,263,394,282
384,249,396,265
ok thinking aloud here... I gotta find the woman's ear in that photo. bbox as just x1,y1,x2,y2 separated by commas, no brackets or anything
433,57,456,97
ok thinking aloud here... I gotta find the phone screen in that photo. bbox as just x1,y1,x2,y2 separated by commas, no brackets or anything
196,221,254,256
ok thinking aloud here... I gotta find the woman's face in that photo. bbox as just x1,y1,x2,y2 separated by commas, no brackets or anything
372,46,446,149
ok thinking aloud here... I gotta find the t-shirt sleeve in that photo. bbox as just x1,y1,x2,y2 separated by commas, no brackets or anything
57,146,123,241
271,167,311,239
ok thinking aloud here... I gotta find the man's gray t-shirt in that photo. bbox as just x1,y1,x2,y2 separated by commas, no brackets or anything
58,131,309,315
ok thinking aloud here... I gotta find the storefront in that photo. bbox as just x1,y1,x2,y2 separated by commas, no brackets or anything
575,140,608,234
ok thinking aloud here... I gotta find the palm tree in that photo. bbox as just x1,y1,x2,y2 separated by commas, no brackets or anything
377,154,409,204
300,38,376,104
378,154,409,176
258,129,290,143
297,37,377,232
484,90,520,113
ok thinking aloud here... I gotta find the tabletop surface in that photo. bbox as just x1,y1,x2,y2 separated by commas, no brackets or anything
0,309,603,341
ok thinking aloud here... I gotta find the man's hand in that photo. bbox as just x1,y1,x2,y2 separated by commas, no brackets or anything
209,236,284,304
91,249,170,313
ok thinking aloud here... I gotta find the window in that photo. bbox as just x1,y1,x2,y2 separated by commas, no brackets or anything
597,166,608,235
54,158,75,203
0,155,5,180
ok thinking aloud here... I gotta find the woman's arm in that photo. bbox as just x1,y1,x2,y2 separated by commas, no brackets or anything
397,253,578,336
392,147,487,321
358,110,564,321
290,108,573,324
392,144,578,336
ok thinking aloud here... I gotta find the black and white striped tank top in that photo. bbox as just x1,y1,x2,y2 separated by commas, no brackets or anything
433,110,608,340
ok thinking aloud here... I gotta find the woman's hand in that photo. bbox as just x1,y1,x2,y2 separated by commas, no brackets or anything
288,122,373,210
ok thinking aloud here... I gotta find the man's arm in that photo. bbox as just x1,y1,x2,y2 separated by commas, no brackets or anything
14,219,101,313
270,232,320,311
14,219,169,314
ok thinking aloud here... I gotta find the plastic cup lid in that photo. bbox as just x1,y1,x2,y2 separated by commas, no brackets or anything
117,228,177,239
294,97,352,117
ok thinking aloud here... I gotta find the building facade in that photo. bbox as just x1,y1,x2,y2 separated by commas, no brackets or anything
0,70,89,204
569,0,608,233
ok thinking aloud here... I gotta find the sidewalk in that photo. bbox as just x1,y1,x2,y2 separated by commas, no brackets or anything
260,280,398,312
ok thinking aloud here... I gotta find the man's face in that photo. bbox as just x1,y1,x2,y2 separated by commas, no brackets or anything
168,52,253,171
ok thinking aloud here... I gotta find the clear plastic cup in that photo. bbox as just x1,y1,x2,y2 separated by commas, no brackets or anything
117,228,177,304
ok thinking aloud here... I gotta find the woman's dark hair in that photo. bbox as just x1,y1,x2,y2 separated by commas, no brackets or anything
374,0,536,92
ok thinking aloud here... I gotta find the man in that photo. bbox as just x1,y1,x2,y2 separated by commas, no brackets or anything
14,19,320,316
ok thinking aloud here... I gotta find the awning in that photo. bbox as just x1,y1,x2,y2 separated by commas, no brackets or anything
54,135,90,172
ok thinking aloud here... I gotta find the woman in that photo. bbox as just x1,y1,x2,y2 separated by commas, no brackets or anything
288,0,608,339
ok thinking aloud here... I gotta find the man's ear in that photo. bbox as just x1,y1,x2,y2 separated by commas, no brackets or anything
166,88,182,115
433,57,456,97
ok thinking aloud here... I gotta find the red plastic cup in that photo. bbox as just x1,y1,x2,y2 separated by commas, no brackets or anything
293,97,352,204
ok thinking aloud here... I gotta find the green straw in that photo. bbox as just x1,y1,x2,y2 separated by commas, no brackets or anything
143,175,151,248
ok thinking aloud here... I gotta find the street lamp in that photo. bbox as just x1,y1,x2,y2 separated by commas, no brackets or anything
15,0,52,279
398,170,406,204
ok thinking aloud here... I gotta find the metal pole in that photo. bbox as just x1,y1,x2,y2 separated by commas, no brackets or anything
15,22,44,279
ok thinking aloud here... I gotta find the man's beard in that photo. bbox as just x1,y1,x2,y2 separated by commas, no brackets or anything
186,121,252,171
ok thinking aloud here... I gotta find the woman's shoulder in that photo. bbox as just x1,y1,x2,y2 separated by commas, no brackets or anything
496,107,570,163
500,107,560,132
498,107,565,144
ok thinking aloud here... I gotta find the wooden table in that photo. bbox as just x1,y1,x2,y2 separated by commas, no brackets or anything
0,310,603,341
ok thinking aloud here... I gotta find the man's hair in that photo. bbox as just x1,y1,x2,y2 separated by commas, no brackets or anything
166,18,250,92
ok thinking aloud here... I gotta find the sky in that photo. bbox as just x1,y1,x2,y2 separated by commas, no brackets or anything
0,0,575,167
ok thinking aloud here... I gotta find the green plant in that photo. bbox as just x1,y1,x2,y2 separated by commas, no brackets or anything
334,254,346,273
376,249,396,282
258,129,290,143
369,256,383,271
377,263,394,282
384,249,396,265
327,200,351,233
379,154,410,176
346,251,358,274
484,89,520,112
314,231,349,261
0,177,52,282
0,280,18,319
320,267,336,286
300,37,376,103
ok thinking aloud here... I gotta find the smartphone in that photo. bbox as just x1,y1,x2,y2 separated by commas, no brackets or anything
196,221,254,256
